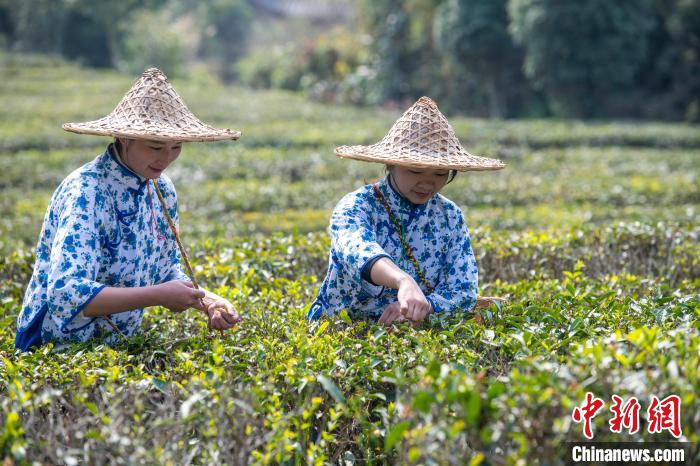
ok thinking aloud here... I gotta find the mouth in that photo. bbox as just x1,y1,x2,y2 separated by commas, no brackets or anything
412,190,432,199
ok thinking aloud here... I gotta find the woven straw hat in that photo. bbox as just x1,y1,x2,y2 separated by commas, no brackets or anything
336,97,504,171
63,68,241,142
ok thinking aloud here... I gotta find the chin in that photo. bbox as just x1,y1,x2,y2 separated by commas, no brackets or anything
409,192,434,204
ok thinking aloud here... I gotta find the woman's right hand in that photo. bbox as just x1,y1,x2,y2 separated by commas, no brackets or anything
368,258,431,325
396,275,431,323
378,301,407,325
156,280,205,312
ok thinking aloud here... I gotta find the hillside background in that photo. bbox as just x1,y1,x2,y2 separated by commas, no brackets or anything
1,0,699,120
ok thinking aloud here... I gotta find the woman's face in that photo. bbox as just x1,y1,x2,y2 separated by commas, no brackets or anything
389,165,451,204
118,138,182,179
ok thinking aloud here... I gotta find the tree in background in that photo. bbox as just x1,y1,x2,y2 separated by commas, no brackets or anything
434,0,525,118
195,0,253,82
356,0,414,103
0,0,12,48
1,0,697,121
509,0,656,118
0,0,164,68
0,0,250,80
356,0,443,104
69,0,165,69
61,9,112,68
117,8,190,78
666,0,700,121
1,0,68,55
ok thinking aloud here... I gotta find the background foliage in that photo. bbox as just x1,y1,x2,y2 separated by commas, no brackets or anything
1,0,699,120
0,54,698,465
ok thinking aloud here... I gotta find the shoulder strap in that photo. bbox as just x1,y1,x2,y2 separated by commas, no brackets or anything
372,183,434,294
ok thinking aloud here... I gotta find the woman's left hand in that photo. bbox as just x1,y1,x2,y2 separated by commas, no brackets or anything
203,296,241,331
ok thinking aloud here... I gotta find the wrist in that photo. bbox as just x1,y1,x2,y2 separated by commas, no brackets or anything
395,273,415,289
426,297,435,314
200,292,217,306
147,283,167,307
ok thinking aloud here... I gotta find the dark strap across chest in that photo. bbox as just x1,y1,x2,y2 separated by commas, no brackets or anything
372,183,434,294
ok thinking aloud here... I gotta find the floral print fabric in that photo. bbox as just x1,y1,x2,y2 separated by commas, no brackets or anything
308,176,478,320
15,144,187,350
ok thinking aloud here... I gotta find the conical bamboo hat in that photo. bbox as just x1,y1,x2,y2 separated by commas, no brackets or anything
63,68,241,142
336,97,504,171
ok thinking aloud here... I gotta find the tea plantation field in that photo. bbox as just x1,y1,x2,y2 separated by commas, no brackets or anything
1,54,698,465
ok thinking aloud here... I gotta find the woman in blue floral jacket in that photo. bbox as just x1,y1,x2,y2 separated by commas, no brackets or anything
309,97,505,326
16,68,242,351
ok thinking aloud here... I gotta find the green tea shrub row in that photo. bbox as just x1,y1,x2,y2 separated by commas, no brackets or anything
2,275,697,464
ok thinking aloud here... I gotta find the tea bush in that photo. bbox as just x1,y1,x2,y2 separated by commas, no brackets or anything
0,54,698,465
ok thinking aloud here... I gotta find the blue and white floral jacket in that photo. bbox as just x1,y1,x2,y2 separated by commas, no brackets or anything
15,144,188,351
308,176,478,320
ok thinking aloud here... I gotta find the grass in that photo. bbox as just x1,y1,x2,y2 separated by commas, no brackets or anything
0,53,698,465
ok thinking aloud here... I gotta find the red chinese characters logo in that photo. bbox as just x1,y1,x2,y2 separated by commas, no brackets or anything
572,392,605,439
647,395,682,438
609,395,641,435
572,393,682,439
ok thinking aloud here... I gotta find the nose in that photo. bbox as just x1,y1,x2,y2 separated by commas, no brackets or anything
419,175,436,188
163,147,179,163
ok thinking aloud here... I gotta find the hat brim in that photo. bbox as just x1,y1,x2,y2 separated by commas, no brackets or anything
335,144,505,172
63,120,241,142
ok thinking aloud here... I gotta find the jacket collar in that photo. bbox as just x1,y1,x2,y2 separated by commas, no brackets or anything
104,143,149,194
376,175,430,224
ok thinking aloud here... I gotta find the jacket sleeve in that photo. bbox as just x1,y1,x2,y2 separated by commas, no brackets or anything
42,183,106,338
329,192,392,284
425,211,478,313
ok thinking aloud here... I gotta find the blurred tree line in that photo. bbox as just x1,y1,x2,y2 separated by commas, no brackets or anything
1,0,698,121
0,0,252,80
